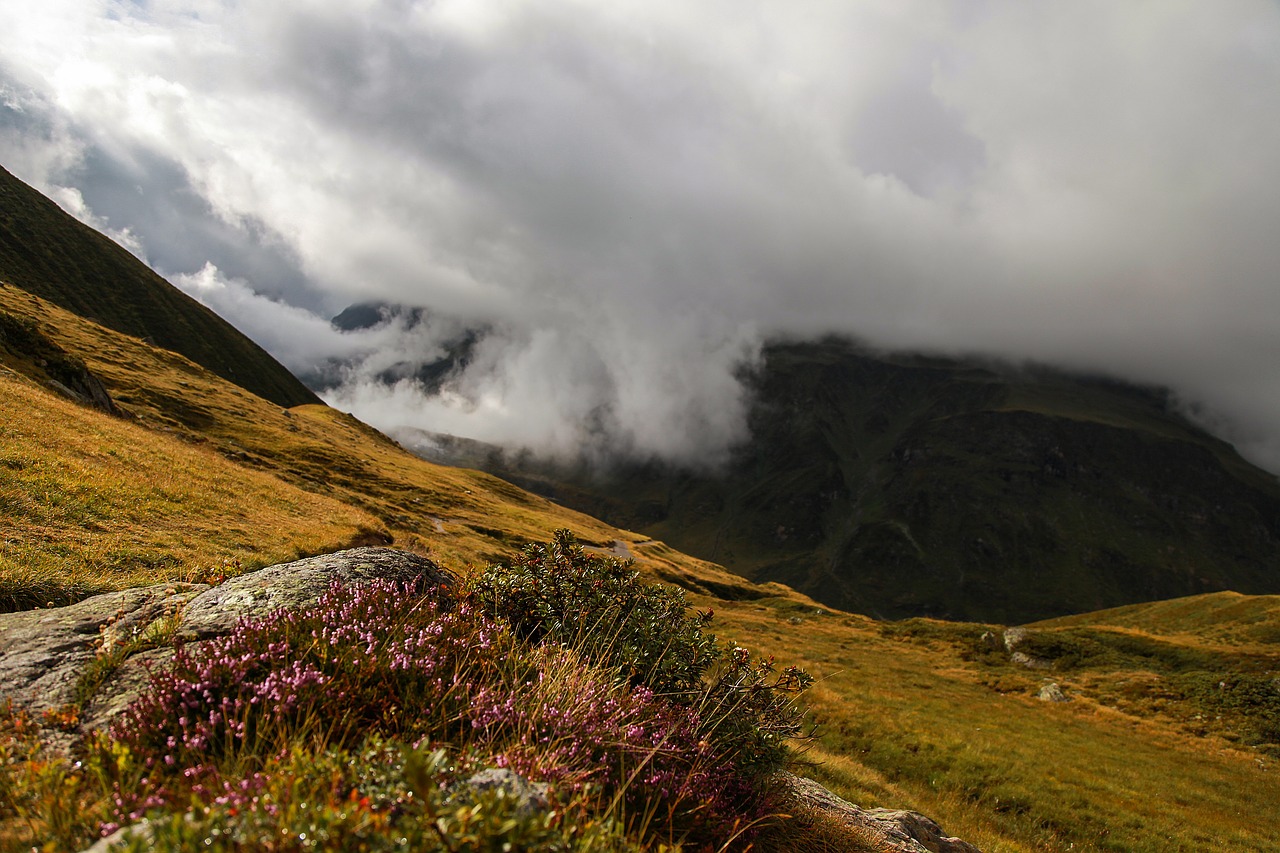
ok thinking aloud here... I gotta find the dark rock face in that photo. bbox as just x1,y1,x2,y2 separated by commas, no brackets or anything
0,165,321,408
0,548,453,739
460,339,1280,623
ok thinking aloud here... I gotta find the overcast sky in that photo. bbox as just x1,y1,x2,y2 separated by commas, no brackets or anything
2,1,1279,471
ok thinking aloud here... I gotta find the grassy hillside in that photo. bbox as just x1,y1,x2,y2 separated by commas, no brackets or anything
482,339,1280,624
1031,590,1280,648
2,283,1279,851
0,165,317,407
1,175,1278,849
0,284,764,609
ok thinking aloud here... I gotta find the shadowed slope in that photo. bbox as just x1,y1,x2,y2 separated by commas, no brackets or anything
0,164,318,407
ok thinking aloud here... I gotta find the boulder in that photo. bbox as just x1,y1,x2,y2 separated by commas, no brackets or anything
0,583,205,718
1038,682,1070,703
463,768,552,816
0,548,453,742
177,547,453,640
779,773,981,853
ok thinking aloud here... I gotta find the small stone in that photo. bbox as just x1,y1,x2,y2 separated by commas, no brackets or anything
463,768,551,817
1038,682,1070,702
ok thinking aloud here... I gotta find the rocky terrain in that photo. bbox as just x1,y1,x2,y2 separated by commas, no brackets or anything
2,548,977,853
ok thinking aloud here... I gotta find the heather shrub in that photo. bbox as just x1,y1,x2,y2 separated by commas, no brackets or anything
470,531,812,774
111,579,508,775
102,545,808,845
470,645,769,843
84,534,812,849
469,530,720,695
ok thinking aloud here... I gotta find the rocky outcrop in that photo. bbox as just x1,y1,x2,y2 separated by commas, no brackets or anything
177,547,452,640
1038,682,1070,703
780,773,981,853
1003,628,1053,670
0,548,453,740
0,582,205,718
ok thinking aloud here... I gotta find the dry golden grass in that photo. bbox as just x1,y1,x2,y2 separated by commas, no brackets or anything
708,601,1280,852
1032,590,1280,651
0,287,768,601
0,366,386,608
3,284,1280,851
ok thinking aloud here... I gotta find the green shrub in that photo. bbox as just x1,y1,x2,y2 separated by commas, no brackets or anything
469,530,720,696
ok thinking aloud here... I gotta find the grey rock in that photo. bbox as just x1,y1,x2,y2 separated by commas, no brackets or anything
78,647,178,734
780,773,980,853
1038,682,1070,703
0,548,453,746
1010,651,1053,670
1003,628,1053,669
0,583,204,717
1002,627,1027,652
463,768,551,816
78,819,152,853
177,547,454,640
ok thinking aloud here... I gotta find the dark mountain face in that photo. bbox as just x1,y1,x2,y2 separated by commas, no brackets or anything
452,339,1280,623
0,165,319,408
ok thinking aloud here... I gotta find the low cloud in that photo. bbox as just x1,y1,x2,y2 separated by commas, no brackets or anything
2,1,1279,471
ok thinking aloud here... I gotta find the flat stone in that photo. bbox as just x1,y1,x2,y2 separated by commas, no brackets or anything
779,773,981,853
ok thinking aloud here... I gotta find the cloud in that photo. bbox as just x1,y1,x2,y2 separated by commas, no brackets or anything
2,0,1279,471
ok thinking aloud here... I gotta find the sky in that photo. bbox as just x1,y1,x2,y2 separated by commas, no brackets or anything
2,1,1279,471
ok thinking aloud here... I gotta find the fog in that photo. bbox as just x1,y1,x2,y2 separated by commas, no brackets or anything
2,1,1279,470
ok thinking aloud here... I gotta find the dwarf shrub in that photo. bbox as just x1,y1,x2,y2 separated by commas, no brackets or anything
95,534,811,848
470,530,719,696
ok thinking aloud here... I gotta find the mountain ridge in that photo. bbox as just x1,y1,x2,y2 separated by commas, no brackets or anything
0,164,319,408
410,337,1280,623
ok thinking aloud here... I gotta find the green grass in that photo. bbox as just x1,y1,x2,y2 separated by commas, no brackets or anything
709,601,1280,852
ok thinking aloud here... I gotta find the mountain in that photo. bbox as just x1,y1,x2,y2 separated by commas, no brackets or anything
0,164,318,407
442,339,1280,624
1,178,1278,851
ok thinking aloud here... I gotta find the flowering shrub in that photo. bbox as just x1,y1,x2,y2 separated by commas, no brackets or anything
470,530,720,695
92,534,812,849
471,531,812,774
470,646,766,842
109,579,511,822
107,737,642,852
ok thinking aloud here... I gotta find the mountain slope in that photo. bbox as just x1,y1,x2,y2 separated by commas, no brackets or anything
4,297,1278,850
459,339,1280,623
0,283,766,610
2,168,1278,852
0,164,318,407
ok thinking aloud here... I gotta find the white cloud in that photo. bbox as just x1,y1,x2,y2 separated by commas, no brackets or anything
2,0,1280,470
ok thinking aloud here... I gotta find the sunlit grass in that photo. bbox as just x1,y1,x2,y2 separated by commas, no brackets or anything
710,601,1280,852
0,369,386,610
3,284,1279,851
0,287,754,599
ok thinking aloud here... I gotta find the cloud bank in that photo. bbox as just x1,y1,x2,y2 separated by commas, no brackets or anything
2,1,1279,470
